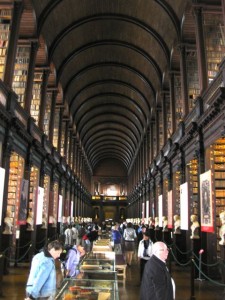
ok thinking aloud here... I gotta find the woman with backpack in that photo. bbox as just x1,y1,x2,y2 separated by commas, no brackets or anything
123,222,137,266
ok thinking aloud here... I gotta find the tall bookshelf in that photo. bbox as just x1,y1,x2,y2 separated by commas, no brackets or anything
163,178,168,216
158,109,163,150
70,135,74,170
150,187,155,219
51,182,59,227
174,73,183,126
29,166,39,218
0,8,11,80
30,71,43,124
188,159,199,216
152,122,156,158
43,175,50,228
60,121,66,157
166,96,172,138
66,130,71,162
203,13,225,84
210,138,225,252
12,45,30,108
7,152,24,232
155,182,161,218
43,92,52,137
173,170,181,215
53,108,60,149
186,50,200,110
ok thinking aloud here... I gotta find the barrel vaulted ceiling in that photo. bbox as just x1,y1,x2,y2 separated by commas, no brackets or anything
21,0,195,172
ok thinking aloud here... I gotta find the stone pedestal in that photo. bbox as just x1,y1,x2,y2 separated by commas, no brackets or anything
162,230,171,245
219,245,225,284
191,238,201,278
149,228,155,242
173,232,186,263
155,228,162,241
1,234,12,274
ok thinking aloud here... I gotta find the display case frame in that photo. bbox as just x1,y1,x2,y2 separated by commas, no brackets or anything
55,277,119,300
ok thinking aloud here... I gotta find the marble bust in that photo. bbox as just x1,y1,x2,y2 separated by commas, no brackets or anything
174,215,181,234
27,211,34,231
190,214,200,239
3,209,13,235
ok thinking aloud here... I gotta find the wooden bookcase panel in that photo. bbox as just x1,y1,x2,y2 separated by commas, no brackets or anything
0,8,12,80
7,152,25,232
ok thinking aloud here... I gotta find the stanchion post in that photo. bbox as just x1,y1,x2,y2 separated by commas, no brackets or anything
14,240,17,267
190,258,196,300
14,237,19,267
196,249,205,281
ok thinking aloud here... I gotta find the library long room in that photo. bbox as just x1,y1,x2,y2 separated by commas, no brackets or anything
1,1,225,300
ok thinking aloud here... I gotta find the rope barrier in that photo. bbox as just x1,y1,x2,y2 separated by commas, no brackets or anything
172,243,192,255
192,259,225,287
15,240,32,249
2,247,11,254
4,244,32,263
170,248,192,267
191,251,220,267
36,236,48,244
169,240,225,292
2,240,32,253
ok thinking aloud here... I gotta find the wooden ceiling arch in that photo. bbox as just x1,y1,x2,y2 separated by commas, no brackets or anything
18,0,194,172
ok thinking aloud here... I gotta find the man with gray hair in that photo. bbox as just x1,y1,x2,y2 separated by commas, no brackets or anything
140,241,175,300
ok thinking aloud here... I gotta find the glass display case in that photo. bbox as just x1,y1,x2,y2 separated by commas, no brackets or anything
92,239,113,253
80,257,115,272
79,255,116,280
55,278,119,300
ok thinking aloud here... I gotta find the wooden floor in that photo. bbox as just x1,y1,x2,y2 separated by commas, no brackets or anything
1,258,225,300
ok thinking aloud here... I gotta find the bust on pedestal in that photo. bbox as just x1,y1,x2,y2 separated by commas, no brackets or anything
174,215,181,234
162,216,168,232
41,213,47,229
3,209,13,235
148,217,154,229
27,211,34,231
190,214,200,239
154,217,159,230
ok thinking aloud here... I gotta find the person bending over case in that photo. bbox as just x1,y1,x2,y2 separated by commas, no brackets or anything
25,240,63,300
